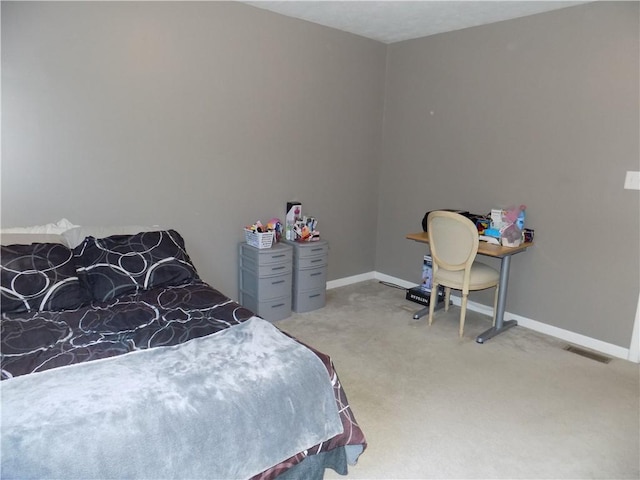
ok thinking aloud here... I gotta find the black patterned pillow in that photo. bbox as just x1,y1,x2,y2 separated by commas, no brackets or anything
1,243,91,313
74,230,198,302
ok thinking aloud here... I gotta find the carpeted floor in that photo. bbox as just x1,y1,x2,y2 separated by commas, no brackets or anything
276,280,640,480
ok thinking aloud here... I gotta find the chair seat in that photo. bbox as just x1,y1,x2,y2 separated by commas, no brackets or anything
434,262,499,290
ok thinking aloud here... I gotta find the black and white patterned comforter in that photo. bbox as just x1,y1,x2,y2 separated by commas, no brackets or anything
1,281,253,380
0,280,366,480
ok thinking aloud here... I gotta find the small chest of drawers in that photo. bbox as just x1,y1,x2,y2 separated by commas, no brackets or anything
238,242,292,322
284,239,329,313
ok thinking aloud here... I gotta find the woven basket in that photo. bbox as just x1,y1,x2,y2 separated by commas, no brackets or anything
244,229,274,249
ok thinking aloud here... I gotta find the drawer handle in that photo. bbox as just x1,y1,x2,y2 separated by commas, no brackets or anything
309,294,321,299
272,266,285,271
310,272,322,277
311,259,323,264
272,280,285,285
272,303,285,308
272,254,286,258
311,248,323,252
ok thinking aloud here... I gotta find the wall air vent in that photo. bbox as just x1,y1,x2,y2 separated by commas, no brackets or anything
563,345,612,364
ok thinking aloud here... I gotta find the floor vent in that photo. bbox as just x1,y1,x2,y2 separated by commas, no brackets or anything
563,345,612,364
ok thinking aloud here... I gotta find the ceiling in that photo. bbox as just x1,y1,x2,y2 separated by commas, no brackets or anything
242,1,588,44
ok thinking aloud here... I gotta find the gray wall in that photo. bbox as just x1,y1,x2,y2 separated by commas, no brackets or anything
1,1,385,298
2,2,638,348
376,2,639,348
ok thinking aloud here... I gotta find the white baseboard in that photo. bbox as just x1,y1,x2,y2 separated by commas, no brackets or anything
456,296,630,361
327,271,634,363
326,272,376,290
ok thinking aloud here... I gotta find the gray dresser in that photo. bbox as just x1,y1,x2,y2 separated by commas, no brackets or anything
238,242,292,322
284,239,329,313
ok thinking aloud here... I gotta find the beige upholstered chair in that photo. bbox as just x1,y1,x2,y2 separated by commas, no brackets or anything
427,211,500,337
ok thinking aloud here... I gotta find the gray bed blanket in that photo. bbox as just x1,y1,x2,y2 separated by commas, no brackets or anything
1,317,343,480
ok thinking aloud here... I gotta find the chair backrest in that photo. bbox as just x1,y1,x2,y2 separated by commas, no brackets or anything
427,210,479,273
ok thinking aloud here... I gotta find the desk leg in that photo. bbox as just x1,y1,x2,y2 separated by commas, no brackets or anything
412,289,446,320
476,255,518,343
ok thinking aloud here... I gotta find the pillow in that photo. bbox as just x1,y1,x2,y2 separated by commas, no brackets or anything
62,225,161,249
1,242,90,313
74,230,198,302
0,218,78,235
1,233,66,246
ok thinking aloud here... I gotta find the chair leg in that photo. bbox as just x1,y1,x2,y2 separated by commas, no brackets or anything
444,287,451,312
428,281,439,326
492,285,499,327
459,293,469,338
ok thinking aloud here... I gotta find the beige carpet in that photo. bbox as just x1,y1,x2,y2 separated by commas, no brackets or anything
276,280,640,480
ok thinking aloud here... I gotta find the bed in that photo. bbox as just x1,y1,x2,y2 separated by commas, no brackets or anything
0,227,366,479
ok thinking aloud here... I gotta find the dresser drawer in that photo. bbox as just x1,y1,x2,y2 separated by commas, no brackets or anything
246,261,292,277
292,289,326,313
296,254,328,269
240,270,291,300
294,242,329,258
239,242,292,266
294,266,327,292
241,292,292,323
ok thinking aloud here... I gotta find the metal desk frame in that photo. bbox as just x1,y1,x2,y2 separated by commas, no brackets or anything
406,232,532,343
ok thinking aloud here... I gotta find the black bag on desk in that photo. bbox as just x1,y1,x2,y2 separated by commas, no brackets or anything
421,210,470,232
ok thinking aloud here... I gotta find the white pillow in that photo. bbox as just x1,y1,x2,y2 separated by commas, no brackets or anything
0,218,78,235
0,233,66,246
62,225,162,249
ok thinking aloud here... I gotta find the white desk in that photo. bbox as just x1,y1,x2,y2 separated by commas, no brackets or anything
406,232,533,343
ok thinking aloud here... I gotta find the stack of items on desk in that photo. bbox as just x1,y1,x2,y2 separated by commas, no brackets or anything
478,205,533,247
